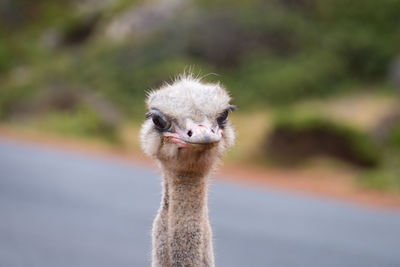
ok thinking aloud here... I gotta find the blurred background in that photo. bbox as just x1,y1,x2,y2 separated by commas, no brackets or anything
1,0,400,189
1,0,400,266
1,0,400,190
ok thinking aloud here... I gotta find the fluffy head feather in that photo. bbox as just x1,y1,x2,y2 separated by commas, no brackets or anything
140,74,235,176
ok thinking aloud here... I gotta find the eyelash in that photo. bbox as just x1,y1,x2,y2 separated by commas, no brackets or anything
147,110,171,131
216,110,230,128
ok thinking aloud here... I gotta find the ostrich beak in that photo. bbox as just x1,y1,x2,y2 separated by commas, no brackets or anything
163,120,222,148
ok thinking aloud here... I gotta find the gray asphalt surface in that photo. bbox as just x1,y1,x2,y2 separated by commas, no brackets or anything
1,138,400,267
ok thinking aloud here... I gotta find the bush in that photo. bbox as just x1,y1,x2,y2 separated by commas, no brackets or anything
265,112,380,167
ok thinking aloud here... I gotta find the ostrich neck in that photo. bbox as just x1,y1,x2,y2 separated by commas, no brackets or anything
160,167,212,266
164,168,209,220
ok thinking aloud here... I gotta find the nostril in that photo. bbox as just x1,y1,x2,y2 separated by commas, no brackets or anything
211,129,215,133
187,130,193,137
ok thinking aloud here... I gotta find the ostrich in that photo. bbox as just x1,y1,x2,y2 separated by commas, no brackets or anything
140,74,235,267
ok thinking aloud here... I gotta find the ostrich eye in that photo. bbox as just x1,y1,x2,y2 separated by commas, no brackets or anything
152,115,170,130
151,113,171,131
216,110,229,127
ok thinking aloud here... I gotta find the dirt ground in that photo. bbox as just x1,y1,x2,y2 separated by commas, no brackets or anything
1,125,400,212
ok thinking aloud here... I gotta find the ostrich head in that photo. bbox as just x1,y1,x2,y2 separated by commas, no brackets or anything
140,75,235,176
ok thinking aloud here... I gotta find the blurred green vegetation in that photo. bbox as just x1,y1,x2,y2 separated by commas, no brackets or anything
266,111,380,167
35,106,120,143
0,0,399,191
389,123,400,148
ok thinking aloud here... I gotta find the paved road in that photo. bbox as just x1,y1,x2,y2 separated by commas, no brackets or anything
1,138,400,267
